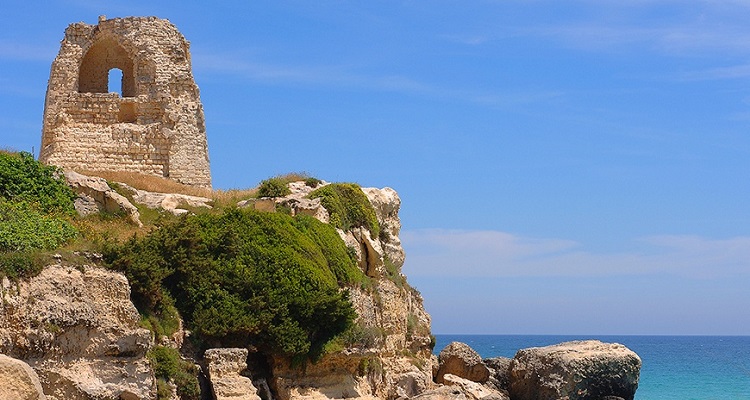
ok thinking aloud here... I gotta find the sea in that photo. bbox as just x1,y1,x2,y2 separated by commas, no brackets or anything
434,335,750,400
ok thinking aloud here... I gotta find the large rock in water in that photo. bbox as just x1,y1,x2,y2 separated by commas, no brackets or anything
0,355,47,400
436,342,491,384
509,340,641,400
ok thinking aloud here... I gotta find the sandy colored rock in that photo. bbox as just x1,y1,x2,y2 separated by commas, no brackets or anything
437,342,490,384
0,354,47,400
362,187,405,269
64,170,142,226
483,357,512,391
0,265,154,400
116,182,212,216
40,16,211,188
205,348,260,400
410,385,468,400
509,340,641,400
442,374,510,400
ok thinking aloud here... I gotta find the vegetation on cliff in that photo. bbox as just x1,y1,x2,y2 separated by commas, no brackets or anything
148,345,200,400
0,151,77,279
308,183,380,238
104,208,360,360
0,155,387,366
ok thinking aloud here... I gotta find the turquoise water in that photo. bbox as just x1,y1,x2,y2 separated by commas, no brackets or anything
434,335,750,400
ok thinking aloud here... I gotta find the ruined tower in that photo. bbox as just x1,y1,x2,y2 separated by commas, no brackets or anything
40,16,212,188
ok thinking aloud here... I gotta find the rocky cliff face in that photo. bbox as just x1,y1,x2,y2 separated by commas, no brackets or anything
249,183,436,400
0,178,642,400
0,265,154,400
0,179,436,400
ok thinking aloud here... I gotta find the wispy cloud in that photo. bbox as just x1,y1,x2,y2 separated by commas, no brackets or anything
0,41,56,62
679,63,750,80
402,229,750,279
193,50,562,108
443,1,750,56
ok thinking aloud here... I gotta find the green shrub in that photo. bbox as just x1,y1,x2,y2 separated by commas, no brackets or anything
147,346,200,400
0,251,43,280
0,151,75,214
0,200,77,252
304,177,322,188
337,323,385,350
105,208,359,360
140,293,181,339
308,183,379,238
257,177,291,198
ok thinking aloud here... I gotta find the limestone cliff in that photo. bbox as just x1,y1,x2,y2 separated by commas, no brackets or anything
0,265,154,400
0,179,436,400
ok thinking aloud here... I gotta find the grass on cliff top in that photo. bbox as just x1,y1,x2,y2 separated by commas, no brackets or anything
77,169,258,208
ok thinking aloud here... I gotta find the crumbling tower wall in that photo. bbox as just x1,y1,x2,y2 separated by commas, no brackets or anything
40,16,212,188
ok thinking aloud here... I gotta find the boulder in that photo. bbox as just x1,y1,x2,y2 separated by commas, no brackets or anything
237,181,330,223
116,183,213,216
442,373,510,400
0,355,46,400
63,171,142,226
509,340,641,400
393,371,431,398
204,348,260,400
437,342,490,384
0,265,154,400
410,383,506,400
483,357,512,391
238,197,276,212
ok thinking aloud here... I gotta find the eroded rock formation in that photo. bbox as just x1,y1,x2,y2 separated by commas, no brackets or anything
509,340,641,400
0,265,154,400
436,342,491,385
205,348,261,400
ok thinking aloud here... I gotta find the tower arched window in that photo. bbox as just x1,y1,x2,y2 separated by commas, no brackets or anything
78,37,135,97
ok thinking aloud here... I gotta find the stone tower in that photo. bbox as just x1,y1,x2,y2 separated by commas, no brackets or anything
40,16,212,188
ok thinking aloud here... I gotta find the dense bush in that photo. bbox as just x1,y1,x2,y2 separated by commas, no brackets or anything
308,183,380,238
0,152,78,279
0,151,75,214
105,208,359,360
257,177,291,198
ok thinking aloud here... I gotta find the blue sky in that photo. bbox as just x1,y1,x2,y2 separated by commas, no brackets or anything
1,1,749,335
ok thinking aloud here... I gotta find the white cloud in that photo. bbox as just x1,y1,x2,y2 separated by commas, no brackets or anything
401,229,750,279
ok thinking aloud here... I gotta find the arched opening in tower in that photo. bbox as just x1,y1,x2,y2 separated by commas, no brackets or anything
78,37,136,97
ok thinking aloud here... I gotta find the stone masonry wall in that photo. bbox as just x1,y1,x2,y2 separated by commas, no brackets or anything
40,16,211,188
